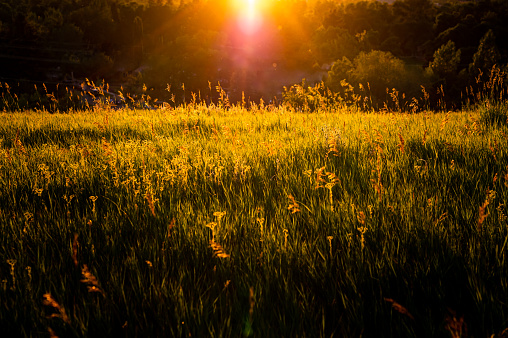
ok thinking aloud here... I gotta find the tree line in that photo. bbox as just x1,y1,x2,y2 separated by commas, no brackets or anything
0,0,507,109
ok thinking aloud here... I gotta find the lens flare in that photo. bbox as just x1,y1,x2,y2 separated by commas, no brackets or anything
236,0,263,35
229,0,266,35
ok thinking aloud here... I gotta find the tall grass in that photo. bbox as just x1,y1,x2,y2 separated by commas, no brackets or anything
0,102,507,336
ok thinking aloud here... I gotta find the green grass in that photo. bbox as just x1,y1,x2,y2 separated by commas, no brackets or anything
0,105,507,337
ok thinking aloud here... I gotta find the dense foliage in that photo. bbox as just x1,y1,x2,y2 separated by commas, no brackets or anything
1,0,508,108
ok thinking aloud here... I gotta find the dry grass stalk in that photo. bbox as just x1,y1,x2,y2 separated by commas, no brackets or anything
489,139,499,161
478,190,495,231
213,211,226,220
445,310,467,338
478,201,489,231
47,327,59,338
440,112,450,131
89,196,98,213
167,218,176,237
357,227,368,250
209,240,230,258
434,212,448,227
327,135,340,157
496,204,507,223
383,298,414,320
283,229,289,249
72,233,79,267
314,166,327,189
14,128,26,155
327,236,333,257
422,128,428,145
5,148,12,164
360,129,372,145
397,133,405,153
256,217,265,240
287,194,301,214
101,137,113,157
206,222,217,241
145,190,156,216
357,211,366,225
7,259,16,290
249,286,255,323
43,293,71,324
373,128,384,148
370,146,384,201
81,265,104,295
314,169,340,211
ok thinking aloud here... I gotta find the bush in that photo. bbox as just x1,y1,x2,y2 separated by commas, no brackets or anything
282,80,343,112
349,50,408,99
325,50,428,110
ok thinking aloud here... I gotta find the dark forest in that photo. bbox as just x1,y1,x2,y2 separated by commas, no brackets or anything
1,0,507,108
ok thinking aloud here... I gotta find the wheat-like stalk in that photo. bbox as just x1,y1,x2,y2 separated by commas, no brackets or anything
489,139,498,161
314,166,326,189
314,168,340,211
206,222,217,241
440,112,450,131
213,211,226,221
25,266,32,291
434,212,448,227
144,189,157,216
287,194,301,214
256,217,265,241
14,128,26,155
167,218,176,238
47,326,59,338
209,240,230,258
384,298,414,320
445,310,467,338
370,146,384,201
357,211,366,225
283,229,289,250
249,286,255,324
397,133,405,153
4,147,12,164
357,226,368,250
72,233,79,267
422,128,428,145
89,196,98,213
81,265,104,295
478,190,496,231
42,293,70,324
327,236,333,257
7,259,16,291
346,232,353,249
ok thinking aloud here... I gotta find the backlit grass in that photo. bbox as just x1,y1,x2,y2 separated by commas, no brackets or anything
0,105,507,337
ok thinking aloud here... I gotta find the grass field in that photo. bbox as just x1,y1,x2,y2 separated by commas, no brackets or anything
0,102,507,337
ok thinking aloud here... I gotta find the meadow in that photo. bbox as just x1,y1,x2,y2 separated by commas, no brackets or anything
0,99,507,337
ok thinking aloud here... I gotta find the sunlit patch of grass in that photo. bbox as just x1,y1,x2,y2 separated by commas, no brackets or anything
0,104,507,337
479,102,508,128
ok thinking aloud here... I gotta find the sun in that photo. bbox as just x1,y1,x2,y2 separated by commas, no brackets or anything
233,0,259,9
231,0,267,16
232,0,264,35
